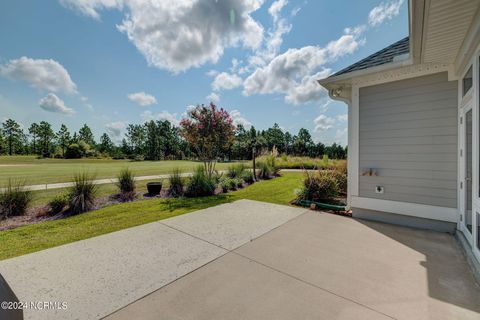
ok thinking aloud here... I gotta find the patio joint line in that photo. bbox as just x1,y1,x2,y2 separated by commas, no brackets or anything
232,251,398,320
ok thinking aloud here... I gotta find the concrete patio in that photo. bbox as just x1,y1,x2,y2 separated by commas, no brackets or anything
1,200,479,319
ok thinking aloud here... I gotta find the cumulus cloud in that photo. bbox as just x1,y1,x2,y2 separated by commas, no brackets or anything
38,93,75,115
61,0,265,73
230,109,252,128
243,26,364,104
0,57,77,94
127,91,157,106
313,114,334,132
248,0,291,68
211,72,243,91
206,92,220,103
368,0,404,26
268,0,288,23
337,114,348,122
105,121,127,142
59,0,123,19
140,110,179,125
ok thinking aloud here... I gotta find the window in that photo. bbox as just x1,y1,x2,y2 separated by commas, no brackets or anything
463,66,473,96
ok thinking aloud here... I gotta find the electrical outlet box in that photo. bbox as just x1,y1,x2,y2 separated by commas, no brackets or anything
375,186,384,194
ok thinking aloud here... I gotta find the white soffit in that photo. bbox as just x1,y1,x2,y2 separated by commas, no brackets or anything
422,0,479,64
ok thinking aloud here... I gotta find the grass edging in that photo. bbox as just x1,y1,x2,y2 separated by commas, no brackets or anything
0,172,303,261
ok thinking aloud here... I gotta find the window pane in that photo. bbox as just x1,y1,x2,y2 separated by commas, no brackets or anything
463,66,473,96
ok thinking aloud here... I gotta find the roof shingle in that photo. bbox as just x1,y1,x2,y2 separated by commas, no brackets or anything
329,36,409,78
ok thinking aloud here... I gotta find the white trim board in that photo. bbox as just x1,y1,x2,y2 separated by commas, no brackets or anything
351,196,459,223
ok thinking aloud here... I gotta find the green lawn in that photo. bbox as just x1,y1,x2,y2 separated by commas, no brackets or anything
0,172,304,261
0,156,245,185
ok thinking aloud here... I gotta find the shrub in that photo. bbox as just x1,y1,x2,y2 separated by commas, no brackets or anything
0,180,32,219
116,168,136,201
219,177,237,193
297,170,339,202
49,194,68,214
168,168,184,197
65,143,83,159
257,161,274,179
331,169,347,195
227,163,247,178
185,166,216,197
67,172,98,215
240,171,255,184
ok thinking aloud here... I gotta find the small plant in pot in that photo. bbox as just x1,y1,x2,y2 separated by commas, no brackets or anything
147,181,162,195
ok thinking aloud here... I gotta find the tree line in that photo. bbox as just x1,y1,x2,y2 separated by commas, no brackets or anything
0,118,347,160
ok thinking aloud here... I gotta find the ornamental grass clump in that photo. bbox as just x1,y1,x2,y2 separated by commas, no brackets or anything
0,179,32,219
116,168,136,201
68,172,98,215
227,163,247,179
297,170,339,202
185,166,216,197
168,168,184,197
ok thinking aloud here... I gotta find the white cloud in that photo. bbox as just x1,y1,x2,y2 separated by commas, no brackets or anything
368,0,404,27
60,0,123,19
211,72,243,91
38,93,75,115
268,0,288,23
105,121,126,142
206,92,220,103
337,114,348,122
291,7,301,16
314,114,334,132
334,127,348,146
0,57,77,94
140,110,179,125
127,91,157,106
243,26,364,104
68,0,263,73
248,0,291,68
230,109,252,128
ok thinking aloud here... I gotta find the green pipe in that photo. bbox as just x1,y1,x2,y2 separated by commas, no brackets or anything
295,199,346,211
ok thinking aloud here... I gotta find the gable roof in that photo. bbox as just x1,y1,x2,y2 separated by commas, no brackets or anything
329,36,410,78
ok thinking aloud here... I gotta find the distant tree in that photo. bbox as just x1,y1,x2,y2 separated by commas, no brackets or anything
78,124,95,146
0,130,4,155
37,121,55,157
56,124,71,157
99,133,114,155
2,119,23,155
180,103,235,177
28,122,40,155
125,124,146,157
264,123,285,153
294,128,313,156
144,120,161,160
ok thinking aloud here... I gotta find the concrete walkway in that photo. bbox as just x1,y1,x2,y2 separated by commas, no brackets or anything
0,200,307,320
1,200,479,320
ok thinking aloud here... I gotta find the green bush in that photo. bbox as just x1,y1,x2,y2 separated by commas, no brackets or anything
65,143,83,159
297,170,339,201
185,166,216,197
168,168,184,197
219,177,236,193
331,169,347,194
257,161,274,179
49,194,68,214
227,163,247,178
240,171,255,184
67,172,98,215
116,168,136,201
0,180,32,219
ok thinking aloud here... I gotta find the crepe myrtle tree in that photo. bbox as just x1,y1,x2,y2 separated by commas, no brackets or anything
180,103,236,178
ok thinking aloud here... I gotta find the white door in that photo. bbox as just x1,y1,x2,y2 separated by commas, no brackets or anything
460,103,474,243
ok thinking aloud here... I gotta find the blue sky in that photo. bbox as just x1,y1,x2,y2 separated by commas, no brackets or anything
0,0,408,145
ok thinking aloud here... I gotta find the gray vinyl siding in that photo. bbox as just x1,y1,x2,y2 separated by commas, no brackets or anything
359,72,458,208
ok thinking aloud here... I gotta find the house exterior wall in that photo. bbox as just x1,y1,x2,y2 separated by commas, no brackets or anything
358,72,458,208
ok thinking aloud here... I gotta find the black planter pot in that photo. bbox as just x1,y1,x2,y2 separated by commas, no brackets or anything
147,182,162,195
